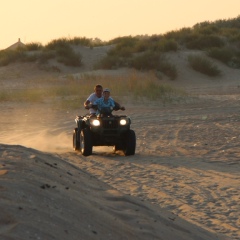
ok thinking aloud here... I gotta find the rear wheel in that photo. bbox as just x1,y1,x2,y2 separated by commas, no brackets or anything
123,130,136,156
80,128,92,156
73,128,80,151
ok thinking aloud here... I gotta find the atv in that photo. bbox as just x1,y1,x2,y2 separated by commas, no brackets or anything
73,106,136,156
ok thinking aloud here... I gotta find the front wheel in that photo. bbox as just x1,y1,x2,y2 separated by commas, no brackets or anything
80,128,92,156
123,130,136,156
73,128,80,151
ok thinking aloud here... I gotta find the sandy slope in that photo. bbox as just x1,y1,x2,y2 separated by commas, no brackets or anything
0,47,240,239
1,98,239,240
1,143,226,240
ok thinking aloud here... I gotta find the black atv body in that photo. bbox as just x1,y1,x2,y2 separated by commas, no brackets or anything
73,109,136,156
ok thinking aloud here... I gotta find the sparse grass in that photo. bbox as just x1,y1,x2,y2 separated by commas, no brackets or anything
77,72,185,102
0,89,44,102
0,72,186,106
130,79,182,101
188,54,221,76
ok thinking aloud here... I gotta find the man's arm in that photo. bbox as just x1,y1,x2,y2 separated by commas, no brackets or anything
84,100,90,108
84,93,95,109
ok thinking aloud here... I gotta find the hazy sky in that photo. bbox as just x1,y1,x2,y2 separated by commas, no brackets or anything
1,0,239,49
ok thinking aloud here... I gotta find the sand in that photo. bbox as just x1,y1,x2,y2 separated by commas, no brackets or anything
0,47,240,239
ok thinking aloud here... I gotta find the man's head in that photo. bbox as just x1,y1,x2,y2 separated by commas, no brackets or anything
94,84,103,98
103,88,110,99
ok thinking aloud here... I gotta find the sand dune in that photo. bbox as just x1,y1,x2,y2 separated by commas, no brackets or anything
0,143,228,240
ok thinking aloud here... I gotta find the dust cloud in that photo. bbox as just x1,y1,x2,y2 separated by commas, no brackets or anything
1,128,72,153
0,104,75,153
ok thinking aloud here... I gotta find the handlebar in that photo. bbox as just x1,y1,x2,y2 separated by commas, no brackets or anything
85,104,125,111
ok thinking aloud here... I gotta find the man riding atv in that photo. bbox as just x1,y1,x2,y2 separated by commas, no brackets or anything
84,84,125,116
73,88,136,156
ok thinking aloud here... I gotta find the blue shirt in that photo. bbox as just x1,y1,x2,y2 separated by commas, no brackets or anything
94,97,115,115
86,93,114,114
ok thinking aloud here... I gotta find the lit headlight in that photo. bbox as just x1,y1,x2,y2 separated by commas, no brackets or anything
91,119,100,126
120,119,127,125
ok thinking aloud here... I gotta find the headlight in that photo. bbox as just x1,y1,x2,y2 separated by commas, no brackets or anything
120,119,127,125
91,119,100,126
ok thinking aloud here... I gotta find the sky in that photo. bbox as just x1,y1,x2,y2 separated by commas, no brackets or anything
1,0,239,49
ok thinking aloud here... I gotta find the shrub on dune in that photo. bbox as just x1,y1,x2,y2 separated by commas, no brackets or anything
188,54,221,76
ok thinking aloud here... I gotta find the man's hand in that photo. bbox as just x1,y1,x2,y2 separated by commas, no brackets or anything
85,103,92,109
120,106,125,111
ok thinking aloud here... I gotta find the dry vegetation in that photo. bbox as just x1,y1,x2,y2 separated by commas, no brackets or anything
1,16,240,79
1,16,240,109
0,72,186,109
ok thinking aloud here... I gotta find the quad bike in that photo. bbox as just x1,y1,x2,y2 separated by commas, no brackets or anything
73,106,136,156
